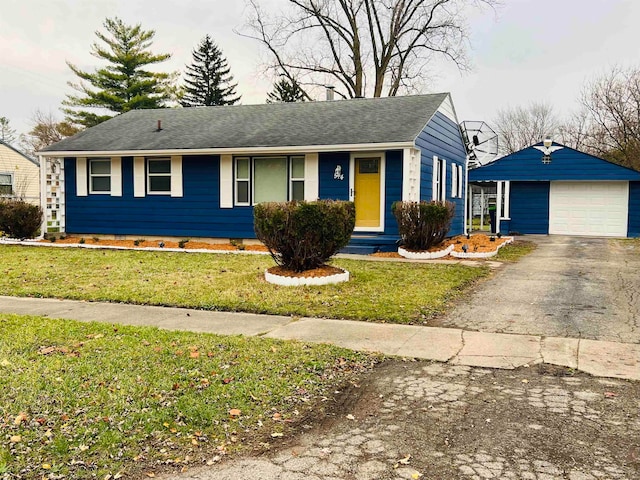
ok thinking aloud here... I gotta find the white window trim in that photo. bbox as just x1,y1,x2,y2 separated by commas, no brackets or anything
76,157,88,197
349,152,386,233
0,172,14,197
88,158,112,195
220,154,233,208
146,157,172,195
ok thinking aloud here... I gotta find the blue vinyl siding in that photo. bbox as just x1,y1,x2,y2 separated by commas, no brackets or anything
628,182,640,237
384,150,402,236
65,156,255,238
415,111,467,236
318,152,350,201
508,181,550,234
470,144,640,182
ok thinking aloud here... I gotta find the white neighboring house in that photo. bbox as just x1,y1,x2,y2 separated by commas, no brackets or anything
0,140,40,205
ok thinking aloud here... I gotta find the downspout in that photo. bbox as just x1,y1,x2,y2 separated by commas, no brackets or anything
464,154,469,235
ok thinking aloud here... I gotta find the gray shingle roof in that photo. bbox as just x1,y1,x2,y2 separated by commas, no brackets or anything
42,93,449,153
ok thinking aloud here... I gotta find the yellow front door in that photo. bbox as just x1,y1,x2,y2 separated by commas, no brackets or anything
354,157,381,228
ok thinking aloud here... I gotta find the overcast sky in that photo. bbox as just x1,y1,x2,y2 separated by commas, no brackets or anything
2,0,639,139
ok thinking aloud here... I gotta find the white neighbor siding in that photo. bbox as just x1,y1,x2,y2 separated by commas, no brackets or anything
0,142,40,204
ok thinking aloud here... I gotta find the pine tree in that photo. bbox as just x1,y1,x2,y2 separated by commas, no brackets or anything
266,77,306,103
63,17,174,128
181,35,240,107
0,117,17,144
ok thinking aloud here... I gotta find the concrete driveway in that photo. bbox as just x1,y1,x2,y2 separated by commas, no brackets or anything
437,235,640,343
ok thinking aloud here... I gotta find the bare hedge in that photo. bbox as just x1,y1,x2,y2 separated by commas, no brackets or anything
392,200,455,251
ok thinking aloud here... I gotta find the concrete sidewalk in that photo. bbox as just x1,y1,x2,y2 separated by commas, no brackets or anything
1,295,639,381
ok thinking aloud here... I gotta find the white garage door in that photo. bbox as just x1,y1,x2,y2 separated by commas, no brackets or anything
549,181,629,237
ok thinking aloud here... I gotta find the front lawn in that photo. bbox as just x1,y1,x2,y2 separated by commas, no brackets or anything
0,245,490,324
0,314,375,479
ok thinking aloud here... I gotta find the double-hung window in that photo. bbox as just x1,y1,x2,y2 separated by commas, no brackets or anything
234,156,305,205
433,156,446,202
0,173,13,196
89,158,111,194
147,158,172,194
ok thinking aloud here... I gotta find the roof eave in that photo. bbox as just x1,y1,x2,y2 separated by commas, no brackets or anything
37,141,416,158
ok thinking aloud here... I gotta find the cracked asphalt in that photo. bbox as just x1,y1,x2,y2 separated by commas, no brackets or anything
436,236,640,343
163,361,640,480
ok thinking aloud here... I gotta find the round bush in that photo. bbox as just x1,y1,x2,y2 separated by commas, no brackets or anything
392,200,455,251
254,200,355,272
0,199,43,240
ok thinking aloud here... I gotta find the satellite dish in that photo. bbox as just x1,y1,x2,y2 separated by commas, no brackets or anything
460,121,499,168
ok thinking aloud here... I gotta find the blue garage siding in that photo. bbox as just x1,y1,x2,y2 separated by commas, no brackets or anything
415,111,467,236
65,156,256,238
508,181,550,234
471,145,640,182
628,182,640,237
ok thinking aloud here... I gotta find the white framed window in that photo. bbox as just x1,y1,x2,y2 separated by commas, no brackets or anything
234,156,305,205
235,157,250,205
432,156,446,202
89,158,111,194
147,158,172,194
290,156,305,201
0,173,13,196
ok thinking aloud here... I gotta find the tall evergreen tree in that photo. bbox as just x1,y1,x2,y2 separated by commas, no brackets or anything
63,17,174,128
0,117,17,144
266,77,306,103
181,35,240,107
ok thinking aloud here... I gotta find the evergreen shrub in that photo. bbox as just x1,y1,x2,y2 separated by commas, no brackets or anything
392,200,455,250
0,199,43,239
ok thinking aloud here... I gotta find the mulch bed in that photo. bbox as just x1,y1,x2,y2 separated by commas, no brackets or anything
40,237,269,252
371,234,510,258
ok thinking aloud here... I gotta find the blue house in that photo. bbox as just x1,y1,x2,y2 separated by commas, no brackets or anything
469,142,640,237
39,94,468,251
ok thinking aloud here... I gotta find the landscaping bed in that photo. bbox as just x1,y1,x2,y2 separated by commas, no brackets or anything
39,237,269,252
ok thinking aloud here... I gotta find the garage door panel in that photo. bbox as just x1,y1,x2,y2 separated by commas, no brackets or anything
549,181,628,237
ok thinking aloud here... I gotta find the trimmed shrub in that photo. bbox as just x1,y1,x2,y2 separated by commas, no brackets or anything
0,199,43,240
392,200,455,251
254,200,355,272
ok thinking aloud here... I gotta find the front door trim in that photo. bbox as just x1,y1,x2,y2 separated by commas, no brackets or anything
350,152,386,233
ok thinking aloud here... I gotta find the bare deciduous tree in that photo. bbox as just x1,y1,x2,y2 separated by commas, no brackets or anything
19,110,80,157
492,102,559,155
578,66,640,169
241,0,497,99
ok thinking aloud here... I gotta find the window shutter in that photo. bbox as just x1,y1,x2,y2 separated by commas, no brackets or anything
451,163,457,198
220,154,233,208
110,157,122,197
458,165,464,198
441,159,447,201
304,153,319,201
133,157,145,197
432,156,438,201
170,155,183,197
76,158,87,197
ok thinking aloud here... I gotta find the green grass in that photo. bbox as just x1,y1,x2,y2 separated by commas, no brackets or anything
0,314,376,479
0,245,489,324
494,239,537,262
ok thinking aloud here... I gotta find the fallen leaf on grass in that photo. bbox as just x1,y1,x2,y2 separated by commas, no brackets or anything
346,414,356,420
394,454,412,468
229,409,241,417
38,346,57,355
189,351,200,359
10,435,21,443
604,392,618,398
14,412,27,425
271,432,284,438
412,472,423,479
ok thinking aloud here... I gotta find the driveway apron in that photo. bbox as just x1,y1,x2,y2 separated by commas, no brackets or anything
437,235,640,343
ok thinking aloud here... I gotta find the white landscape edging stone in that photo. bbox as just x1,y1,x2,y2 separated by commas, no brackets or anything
264,269,349,286
450,237,514,259
397,243,454,260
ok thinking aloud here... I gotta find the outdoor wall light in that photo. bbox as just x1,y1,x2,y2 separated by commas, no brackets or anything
534,137,563,164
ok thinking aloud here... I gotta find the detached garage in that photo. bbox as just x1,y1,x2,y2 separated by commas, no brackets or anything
469,142,640,237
